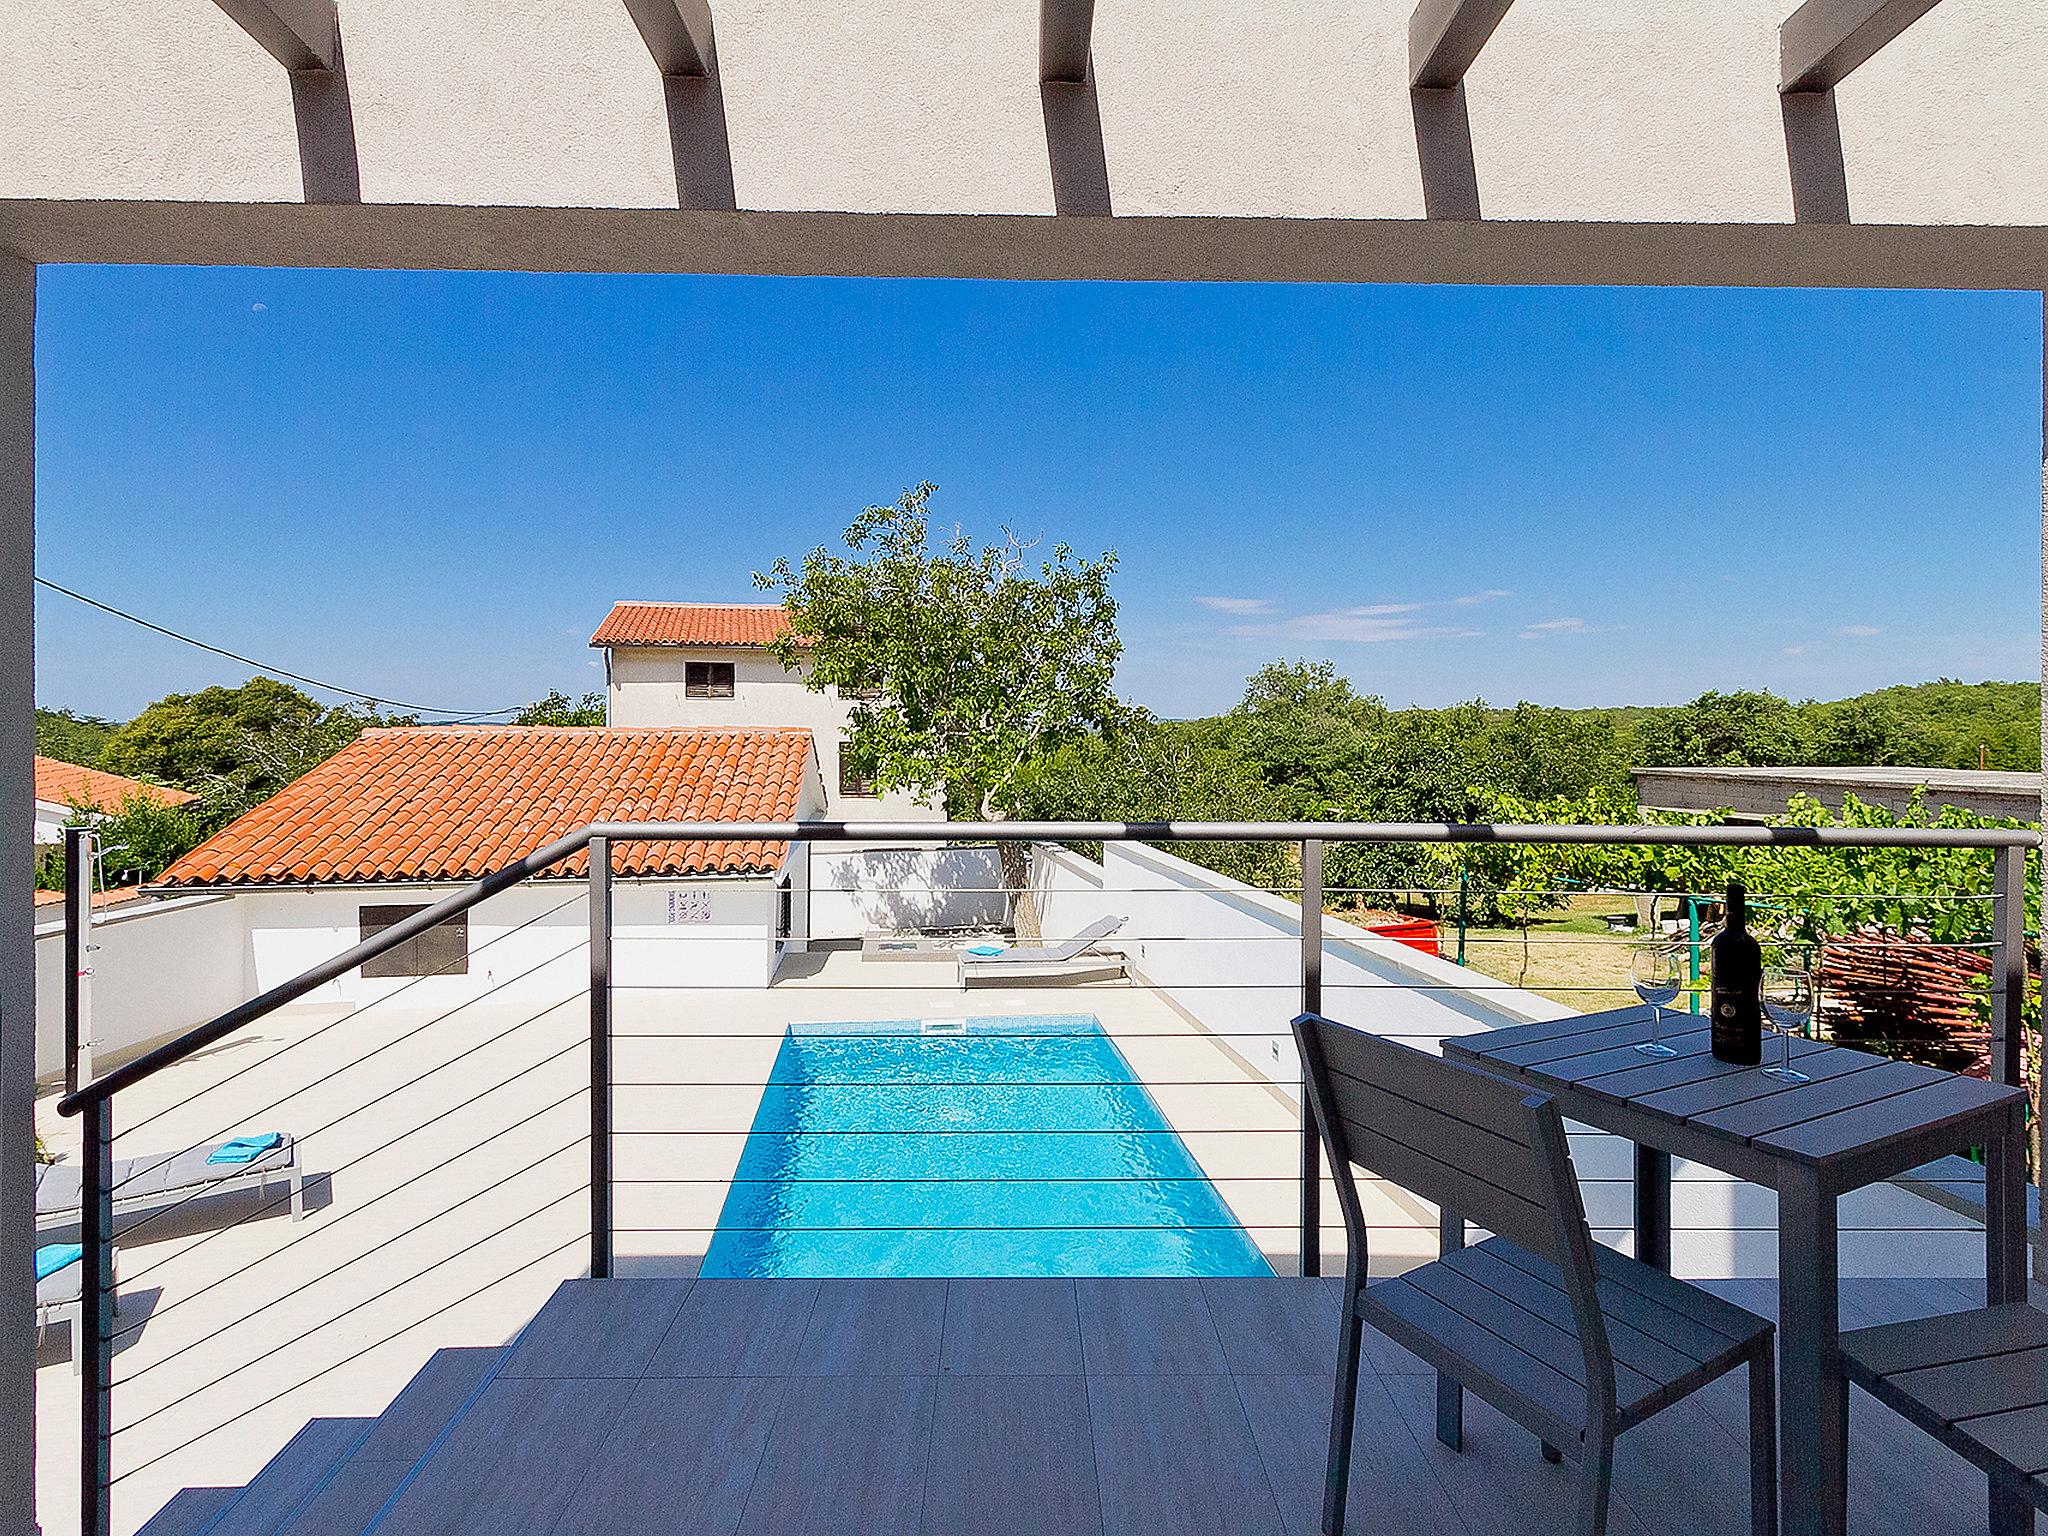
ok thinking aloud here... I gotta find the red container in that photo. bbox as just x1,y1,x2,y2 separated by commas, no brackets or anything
1363,918,1443,958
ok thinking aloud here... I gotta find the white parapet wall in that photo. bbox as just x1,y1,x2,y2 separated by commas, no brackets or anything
1031,840,1991,1279
32,894,248,1083
808,845,1008,941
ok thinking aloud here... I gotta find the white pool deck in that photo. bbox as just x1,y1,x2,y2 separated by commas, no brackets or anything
33,950,1397,1536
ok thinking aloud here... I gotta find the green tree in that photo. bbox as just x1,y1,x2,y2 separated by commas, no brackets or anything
1636,690,1811,767
38,792,206,889
754,482,1120,935
35,707,118,767
515,690,607,725
98,677,405,821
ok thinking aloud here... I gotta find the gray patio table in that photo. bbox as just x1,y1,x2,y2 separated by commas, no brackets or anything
1441,1004,2028,1536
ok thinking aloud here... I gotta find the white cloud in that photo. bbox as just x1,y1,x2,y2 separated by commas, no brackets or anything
1450,589,1512,607
1517,617,1617,640
1195,596,1275,616
250,302,267,313
1831,624,1882,638
1234,611,1483,645
1783,644,1809,657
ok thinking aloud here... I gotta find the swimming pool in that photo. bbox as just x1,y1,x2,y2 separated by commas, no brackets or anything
700,1015,1272,1278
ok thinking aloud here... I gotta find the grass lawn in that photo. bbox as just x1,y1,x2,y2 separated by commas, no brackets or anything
1457,892,1706,1016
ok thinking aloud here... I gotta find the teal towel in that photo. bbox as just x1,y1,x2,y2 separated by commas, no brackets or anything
207,1133,282,1166
36,1244,82,1282
966,944,1005,957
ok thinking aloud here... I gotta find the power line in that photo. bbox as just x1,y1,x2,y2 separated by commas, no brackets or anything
35,576,524,721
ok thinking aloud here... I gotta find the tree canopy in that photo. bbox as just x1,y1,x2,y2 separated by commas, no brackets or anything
754,482,1121,818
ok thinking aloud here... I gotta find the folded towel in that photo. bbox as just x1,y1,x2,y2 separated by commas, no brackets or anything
36,1244,83,1282
207,1133,283,1166
965,944,1006,957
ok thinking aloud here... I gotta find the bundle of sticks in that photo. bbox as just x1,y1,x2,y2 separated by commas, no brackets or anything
1815,929,1991,1077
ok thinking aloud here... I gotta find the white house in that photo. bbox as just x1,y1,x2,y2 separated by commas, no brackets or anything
149,725,826,1010
591,601,1004,937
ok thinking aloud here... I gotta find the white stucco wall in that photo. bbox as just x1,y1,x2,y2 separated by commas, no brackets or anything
605,646,939,826
1032,841,1988,1279
238,874,788,1009
809,845,1008,938
31,894,247,1083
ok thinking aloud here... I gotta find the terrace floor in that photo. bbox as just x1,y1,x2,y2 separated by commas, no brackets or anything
140,1273,2035,1536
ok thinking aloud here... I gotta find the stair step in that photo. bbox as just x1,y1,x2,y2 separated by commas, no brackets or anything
135,1486,241,1536
280,1347,505,1536
207,1418,372,1536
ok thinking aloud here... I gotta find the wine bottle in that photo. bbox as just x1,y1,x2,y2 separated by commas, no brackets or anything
1708,879,1763,1065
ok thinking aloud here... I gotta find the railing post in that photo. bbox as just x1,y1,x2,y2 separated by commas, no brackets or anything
63,825,90,1097
1988,843,2035,1280
588,835,613,1280
1299,837,1324,1279
80,1093,113,1536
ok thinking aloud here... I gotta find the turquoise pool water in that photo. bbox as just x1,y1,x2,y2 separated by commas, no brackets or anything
700,1015,1272,1278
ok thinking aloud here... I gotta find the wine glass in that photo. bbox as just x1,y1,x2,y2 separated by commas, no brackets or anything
1761,966,1814,1084
1630,946,1682,1057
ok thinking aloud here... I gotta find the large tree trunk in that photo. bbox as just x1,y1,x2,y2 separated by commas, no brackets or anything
998,838,1042,942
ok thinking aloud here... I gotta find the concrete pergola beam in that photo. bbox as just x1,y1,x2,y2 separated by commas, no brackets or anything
623,0,715,77
1409,0,1517,89
1041,0,1095,84
1781,0,1945,93
211,0,337,72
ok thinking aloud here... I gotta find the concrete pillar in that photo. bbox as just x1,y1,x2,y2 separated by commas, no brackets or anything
0,251,35,1535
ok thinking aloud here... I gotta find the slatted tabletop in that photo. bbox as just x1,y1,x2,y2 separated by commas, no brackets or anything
1440,1002,2031,1536
1444,1004,2022,1174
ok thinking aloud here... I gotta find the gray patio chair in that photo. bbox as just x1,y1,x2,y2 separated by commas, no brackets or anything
35,1133,302,1234
957,915,1127,986
36,1245,116,1376
1293,1012,1778,1536
1842,1303,2048,1521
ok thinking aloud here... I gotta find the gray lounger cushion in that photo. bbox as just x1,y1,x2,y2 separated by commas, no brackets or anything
36,1135,297,1217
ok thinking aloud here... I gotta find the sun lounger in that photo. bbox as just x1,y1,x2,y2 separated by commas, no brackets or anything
35,1133,303,1234
958,916,1128,986
36,1244,117,1376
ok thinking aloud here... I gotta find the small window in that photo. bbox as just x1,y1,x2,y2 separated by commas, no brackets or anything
839,761,878,799
360,904,468,978
685,661,736,698
777,882,794,940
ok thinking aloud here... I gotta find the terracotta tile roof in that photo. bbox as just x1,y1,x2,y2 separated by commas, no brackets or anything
33,887,155,912
589,601,794,649
157,727,815,888
34,756,198,811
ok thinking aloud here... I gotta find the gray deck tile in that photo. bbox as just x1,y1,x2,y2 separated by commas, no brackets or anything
210,1418,369,1536
370,1377,637,1536
498,1277,691,1379
940,1279,1082,1375
1086,1373,1285,1536
1202,1278,1336,1377
647,1278,821,1377
552,1375,787,1536
278,1459,412,1536
348,1346,502,1463
797,1279,948,1375
1232,1372,1469,1536
736,1375,935,1536
923,1375,1101,1536
1076,1278,1228,1375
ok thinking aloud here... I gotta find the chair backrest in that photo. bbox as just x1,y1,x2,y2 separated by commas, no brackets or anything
1295,1012,1617,1422
1295,1012,1610,1317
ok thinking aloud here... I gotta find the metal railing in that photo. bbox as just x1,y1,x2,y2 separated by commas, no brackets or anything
53,817,2038,1536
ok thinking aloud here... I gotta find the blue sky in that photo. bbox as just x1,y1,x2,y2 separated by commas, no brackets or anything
31,266,2043,721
